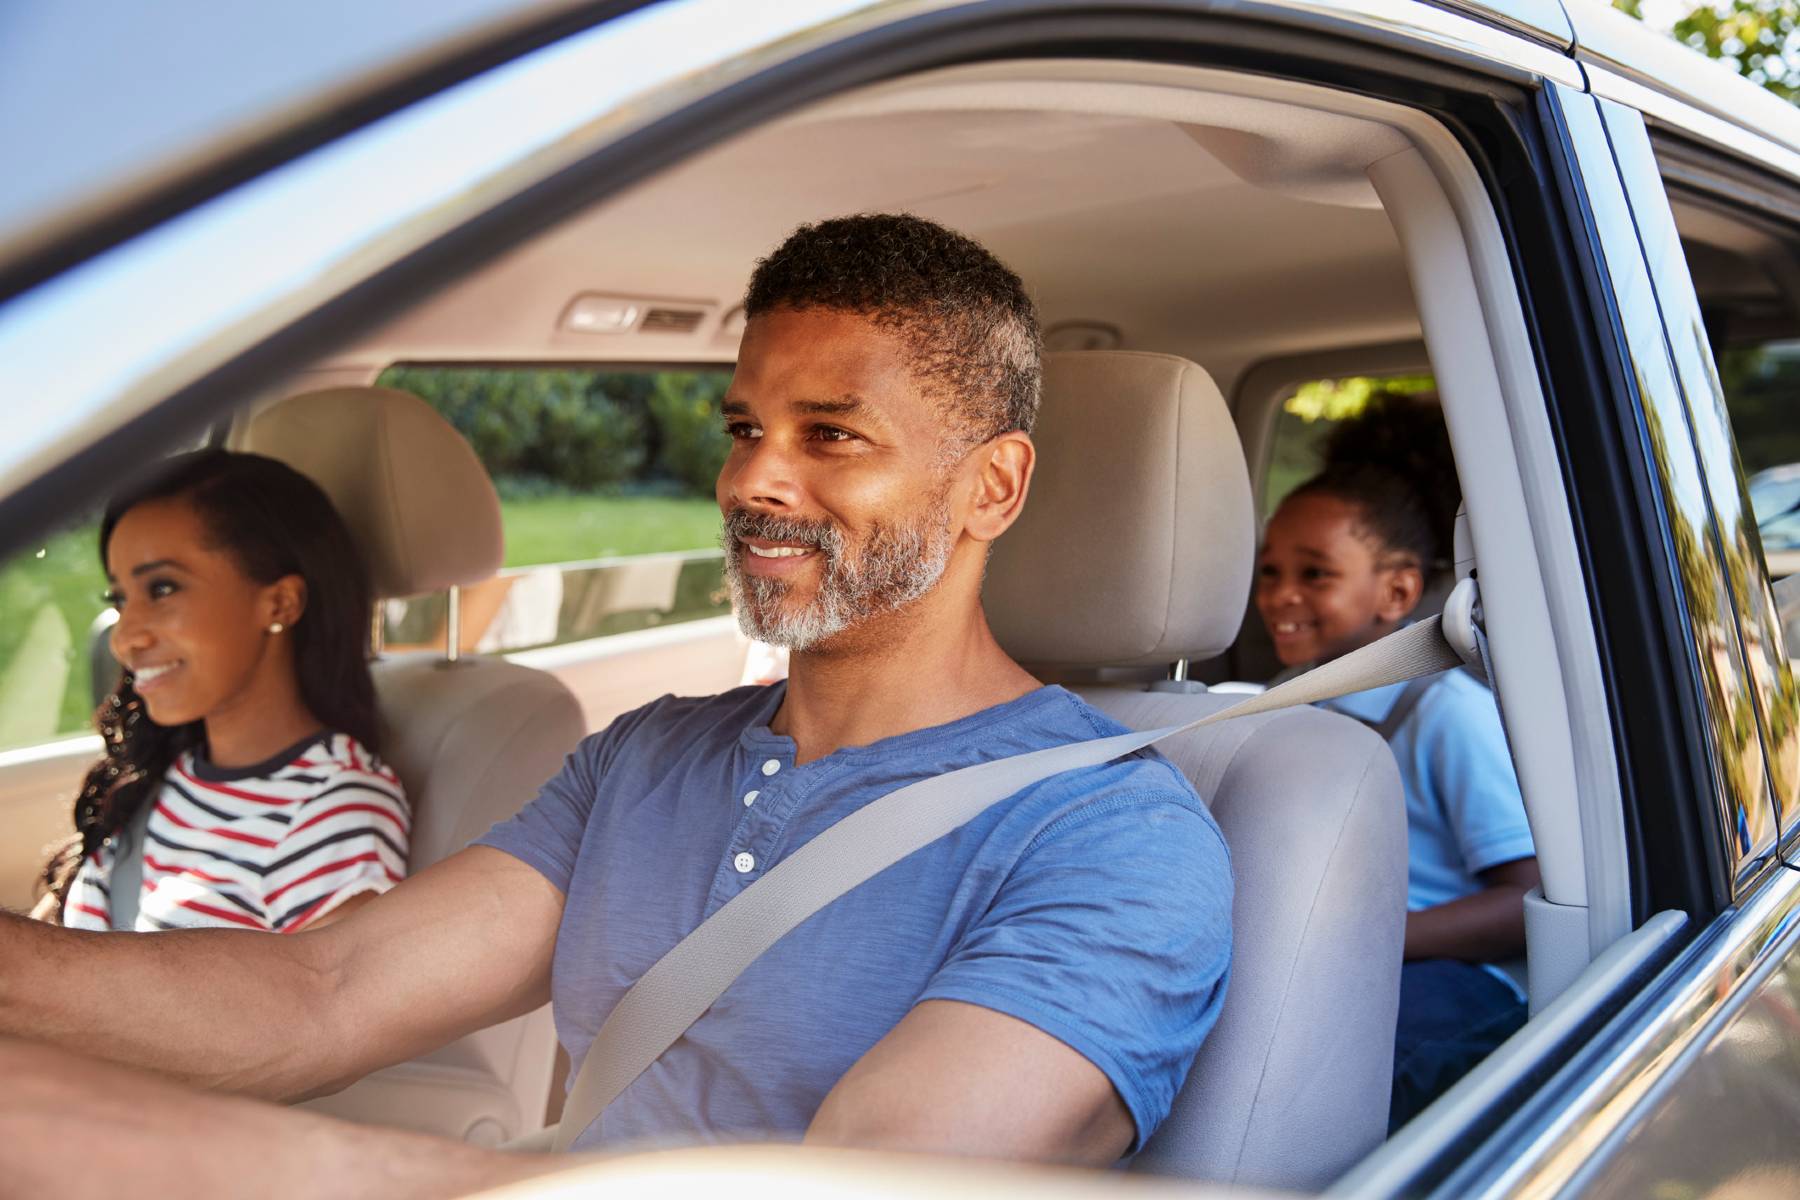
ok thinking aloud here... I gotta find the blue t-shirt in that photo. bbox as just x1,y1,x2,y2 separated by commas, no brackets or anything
477,682,1232,1155
1322,670,1534,912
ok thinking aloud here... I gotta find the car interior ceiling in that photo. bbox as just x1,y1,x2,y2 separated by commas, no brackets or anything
305,65,1421,394
208,59,1612,1156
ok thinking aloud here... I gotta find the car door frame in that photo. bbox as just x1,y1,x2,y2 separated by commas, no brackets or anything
1364,76,1800,1200
0,0,1755,1191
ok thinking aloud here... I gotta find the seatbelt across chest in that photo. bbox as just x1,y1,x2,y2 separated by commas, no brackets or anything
549,613,1468,1152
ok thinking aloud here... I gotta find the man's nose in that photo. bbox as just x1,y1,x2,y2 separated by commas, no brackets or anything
723,435,803,510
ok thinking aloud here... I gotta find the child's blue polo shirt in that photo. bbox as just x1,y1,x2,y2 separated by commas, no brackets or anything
1322,670,1535,912
477,682,1232,1155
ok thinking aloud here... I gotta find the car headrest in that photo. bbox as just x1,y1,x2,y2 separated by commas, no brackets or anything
985,352,1253,669
243,387,503,599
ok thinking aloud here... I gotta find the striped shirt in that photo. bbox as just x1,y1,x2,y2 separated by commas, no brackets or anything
63,732,409,934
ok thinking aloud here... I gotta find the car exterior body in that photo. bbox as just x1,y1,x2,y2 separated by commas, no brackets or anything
4,1,1800,1196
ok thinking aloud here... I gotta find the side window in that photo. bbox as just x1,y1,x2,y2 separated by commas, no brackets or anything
1261,372,1436,518
0,431,216,754
374,365,733,655
1722,340,1800,577
1642,138,1800,858
0,519,107,752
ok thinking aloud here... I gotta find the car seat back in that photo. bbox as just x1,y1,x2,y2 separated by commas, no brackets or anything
986,352,1406,1190
244,387,584,1145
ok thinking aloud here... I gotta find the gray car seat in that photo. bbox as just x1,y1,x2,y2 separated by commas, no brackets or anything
985,351,1407,1191
243,387,585,1144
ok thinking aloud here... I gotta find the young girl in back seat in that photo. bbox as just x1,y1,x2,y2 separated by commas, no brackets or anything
1253,397,1538,1132
33,450,409,934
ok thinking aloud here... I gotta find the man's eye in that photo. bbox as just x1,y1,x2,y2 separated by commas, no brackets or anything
811,425,855,443
724,421,761,440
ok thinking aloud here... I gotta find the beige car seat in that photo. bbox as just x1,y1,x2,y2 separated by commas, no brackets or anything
986,352,1408,1191
243,387,585,1145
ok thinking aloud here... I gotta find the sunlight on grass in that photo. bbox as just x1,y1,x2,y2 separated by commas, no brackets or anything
0,521,105,747
499,495,722,566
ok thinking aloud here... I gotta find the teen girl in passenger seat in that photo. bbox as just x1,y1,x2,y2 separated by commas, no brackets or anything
33,450,409,934
1254,397,1538,1131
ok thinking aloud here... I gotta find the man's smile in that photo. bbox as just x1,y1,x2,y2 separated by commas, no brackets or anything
737,536,822,578
745,541,814,559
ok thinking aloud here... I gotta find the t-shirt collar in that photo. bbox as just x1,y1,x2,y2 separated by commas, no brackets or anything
739,681,1070,762
189,730,330,782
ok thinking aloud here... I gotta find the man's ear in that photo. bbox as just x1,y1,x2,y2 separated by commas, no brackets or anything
1375,562,1424,624
962,432,1034,545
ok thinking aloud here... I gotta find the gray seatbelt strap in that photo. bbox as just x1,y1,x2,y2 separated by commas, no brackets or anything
551,614,1464,1151
1372,675,1440,742
109,801,154,932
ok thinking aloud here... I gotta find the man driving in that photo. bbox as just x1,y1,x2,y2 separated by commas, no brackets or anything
0,214,1232,1199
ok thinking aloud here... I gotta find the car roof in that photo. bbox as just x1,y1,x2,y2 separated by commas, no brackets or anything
1566,0,1800,162
13,0,1800,305
0,0,596,289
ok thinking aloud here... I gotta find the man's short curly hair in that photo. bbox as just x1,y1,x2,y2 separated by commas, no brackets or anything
743,214,1042,446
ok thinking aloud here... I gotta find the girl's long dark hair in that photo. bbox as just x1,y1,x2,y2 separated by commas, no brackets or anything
1288,392,1460,578
39,450,379,918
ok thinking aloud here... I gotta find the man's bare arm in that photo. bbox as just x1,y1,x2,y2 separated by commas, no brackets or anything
0,846,562,1100
0,1038,562,1200
805,999,1135,1165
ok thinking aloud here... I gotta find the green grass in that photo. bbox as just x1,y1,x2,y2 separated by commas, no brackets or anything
0,495,725,749
0,521,106,748
499,495,721,566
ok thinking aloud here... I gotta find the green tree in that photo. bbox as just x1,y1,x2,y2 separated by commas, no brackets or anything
381,366,647,492
1617,0,1800,101
646,372,733,494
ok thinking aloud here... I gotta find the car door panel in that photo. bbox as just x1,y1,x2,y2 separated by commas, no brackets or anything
1551,870,1800,1199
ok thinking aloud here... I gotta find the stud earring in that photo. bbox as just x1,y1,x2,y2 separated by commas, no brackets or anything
268,622,285,634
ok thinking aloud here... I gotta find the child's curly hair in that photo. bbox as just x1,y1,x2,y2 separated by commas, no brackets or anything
1288,392,1460,576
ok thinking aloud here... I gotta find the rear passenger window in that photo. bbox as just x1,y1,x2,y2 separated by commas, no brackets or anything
1720,339,1800,577
1262,372,1436,518
374,365,733,654
1653,154,1800,850
1654,175,1800,584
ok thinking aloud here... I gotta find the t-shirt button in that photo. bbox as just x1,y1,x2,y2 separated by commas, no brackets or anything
743,790,759,807
734,852,756,874
761,759,781,776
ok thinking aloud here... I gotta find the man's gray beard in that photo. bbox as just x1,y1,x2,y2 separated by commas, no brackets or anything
722,497,954,652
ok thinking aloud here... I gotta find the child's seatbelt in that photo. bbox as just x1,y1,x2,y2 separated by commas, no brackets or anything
548,611,1470,1152
1369,676,1441,742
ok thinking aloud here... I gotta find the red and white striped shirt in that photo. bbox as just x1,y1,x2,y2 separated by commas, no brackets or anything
64,732,409,934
